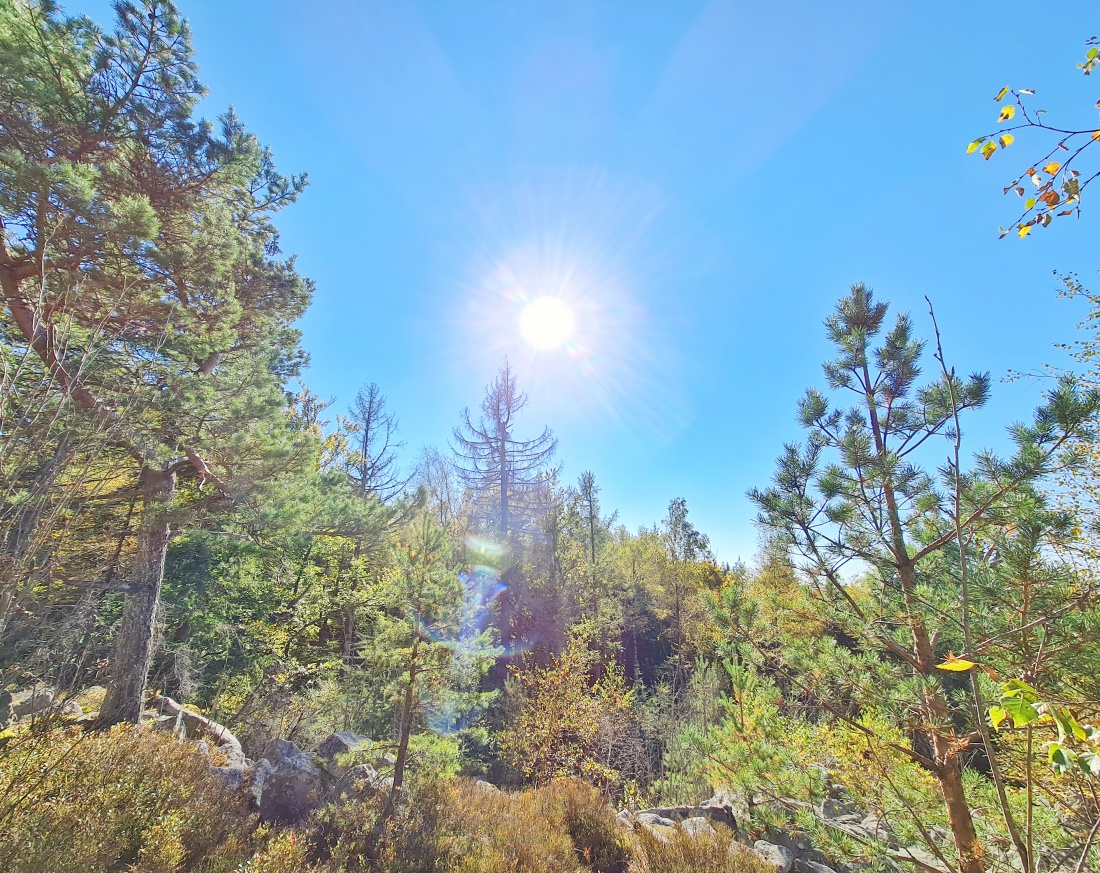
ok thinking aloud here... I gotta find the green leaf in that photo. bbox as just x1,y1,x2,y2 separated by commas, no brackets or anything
966,138,985,155
1078,751,1100,777
1025,197,1037,210
1001,695,1040,727
1002,679,1040,702
1049,743,1075,773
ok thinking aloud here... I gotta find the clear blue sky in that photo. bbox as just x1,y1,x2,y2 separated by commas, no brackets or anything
74,1,1100,563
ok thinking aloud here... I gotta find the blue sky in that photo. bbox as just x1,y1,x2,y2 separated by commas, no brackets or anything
75,1,1100,562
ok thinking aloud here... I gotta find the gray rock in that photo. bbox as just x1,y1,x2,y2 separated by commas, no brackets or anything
151,713,181,733
859,813,897,844
637,812,677,829
890,846,951,873
212,766,247,790
11,685,54,719
681,816,716,838
250,759,275,807
58,700,82,718
698,792,738,831
474,779,499,793
616,809,633,829
793,860,837,873
333,763,389,800
316,731,369,775
259,759,322,823
753,841,795,873
274,739,320,776
821,797,860,819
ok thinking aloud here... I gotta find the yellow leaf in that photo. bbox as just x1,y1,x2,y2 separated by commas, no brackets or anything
1044,162,1061,174
999,105,1015,122
937,658,977,672
981,140,997,160
1019,225,1031,238
994,86,1010,102
999,134,1014,148
1093,129,1100,141
966,139,983,155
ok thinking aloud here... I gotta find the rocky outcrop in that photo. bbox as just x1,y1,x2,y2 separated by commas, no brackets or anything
256,739,324,824
754,840,795,873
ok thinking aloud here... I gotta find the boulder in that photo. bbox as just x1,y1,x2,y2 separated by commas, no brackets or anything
149,694,247,768
753,840,795,873
256,741,323,824
212,765,247,790
474,779,499,793
680,816,716,838
11,685,54,719
793,860,837,873
637,812,677,829
316,731,370,776
858,813,897,846
333,762,389,800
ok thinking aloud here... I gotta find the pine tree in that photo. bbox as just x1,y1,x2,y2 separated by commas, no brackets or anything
749,283,1097,873
0,0,312,724
451,360,557,539
339,383,410,503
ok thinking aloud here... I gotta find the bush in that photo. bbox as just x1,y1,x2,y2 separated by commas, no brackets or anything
627,824,771,873
0,725,253,873
239,777,630,873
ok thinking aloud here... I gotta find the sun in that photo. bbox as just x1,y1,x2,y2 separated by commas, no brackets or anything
519,297,576,350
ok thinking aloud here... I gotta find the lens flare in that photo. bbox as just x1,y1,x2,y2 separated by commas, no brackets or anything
519,297,576,350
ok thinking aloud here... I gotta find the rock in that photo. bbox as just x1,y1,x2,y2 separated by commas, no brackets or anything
474,779,499,793
274,739,320,774
859,813,897,845
753,841,795,873
333,763,390,800
616,810,633,829
698,791,738,831
636,812,677,829
890,846,951,873
212,766,247,790
250,759,275,807
151,713,181,733
821,797,860,819
149,694,247,767
316,731,369,776
11,685,54,719
57,700,82,718
258,744,323,824
793,860,837,873
681,816,716,838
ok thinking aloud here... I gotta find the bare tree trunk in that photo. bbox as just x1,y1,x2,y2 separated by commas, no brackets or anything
99,465,174,726
392,635,420,792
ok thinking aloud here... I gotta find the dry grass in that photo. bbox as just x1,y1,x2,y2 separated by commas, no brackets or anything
0,725,253,873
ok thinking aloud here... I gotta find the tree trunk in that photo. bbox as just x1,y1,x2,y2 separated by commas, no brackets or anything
899,557,986,873
392,635,420,792
99,465,175,726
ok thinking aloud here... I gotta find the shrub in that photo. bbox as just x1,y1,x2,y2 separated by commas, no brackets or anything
0,725,253,873
627,824,771,873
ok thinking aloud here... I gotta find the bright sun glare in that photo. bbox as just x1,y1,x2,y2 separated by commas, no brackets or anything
519,297,576,350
